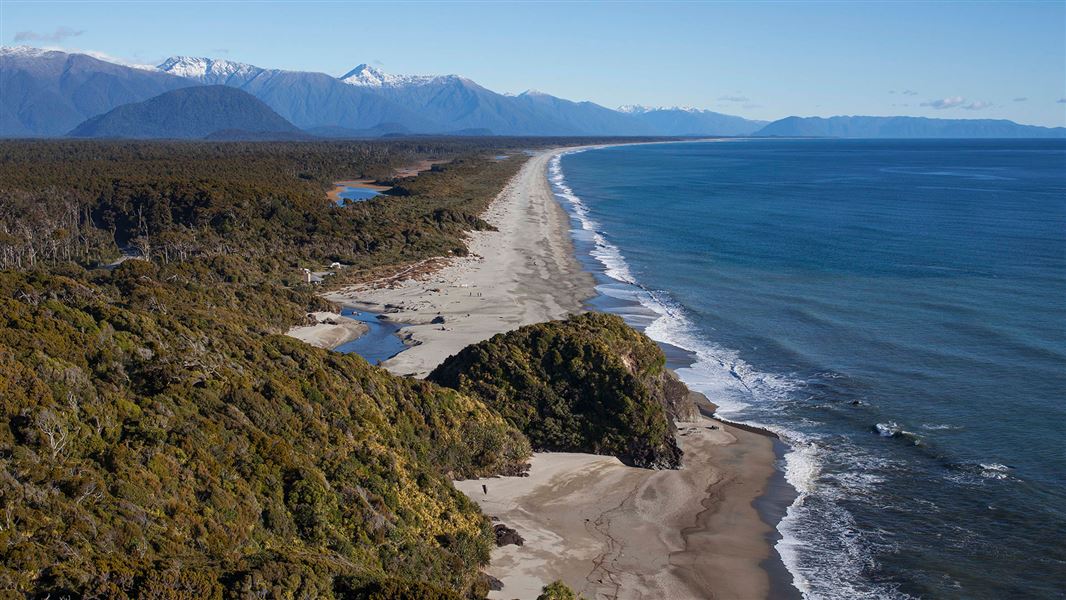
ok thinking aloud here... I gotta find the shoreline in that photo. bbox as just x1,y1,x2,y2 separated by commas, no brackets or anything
328,148,595,378
330,143,789,598
455,414,777,600
554,142,801,599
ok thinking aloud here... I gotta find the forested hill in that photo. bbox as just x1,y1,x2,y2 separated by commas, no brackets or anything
0,139,543,597
429,313,695,469
68,86,305,140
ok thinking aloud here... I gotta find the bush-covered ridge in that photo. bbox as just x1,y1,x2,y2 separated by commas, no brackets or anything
428,313,694,469
0,139,685,597
0,139,550,597
0,261,530,597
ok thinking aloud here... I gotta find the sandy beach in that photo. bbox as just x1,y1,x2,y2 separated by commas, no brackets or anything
455,413,776,600
328,148,595,378
327,146,780,599
286,311,368,350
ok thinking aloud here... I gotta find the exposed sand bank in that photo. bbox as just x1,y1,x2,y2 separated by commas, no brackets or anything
285,311,368,350
455,414,776,600
328,148,595,378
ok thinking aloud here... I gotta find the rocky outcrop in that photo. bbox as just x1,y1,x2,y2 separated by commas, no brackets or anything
493,523,524,547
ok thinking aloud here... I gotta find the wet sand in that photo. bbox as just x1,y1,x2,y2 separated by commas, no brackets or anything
454,414,777,600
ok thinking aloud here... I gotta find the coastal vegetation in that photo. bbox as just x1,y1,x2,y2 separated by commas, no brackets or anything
0,139,523,274
0,139,542,597
428,313,692,469
0,138,688,596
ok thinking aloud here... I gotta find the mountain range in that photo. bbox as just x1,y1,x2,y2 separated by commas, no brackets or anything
0,46,193,136
1,46,1063,140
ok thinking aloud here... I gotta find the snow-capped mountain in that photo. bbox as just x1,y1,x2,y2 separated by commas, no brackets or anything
3,45,772,137
0,45,58,58
619,104,703,114
156,55,436,132
340,64,442,87
157,56,264,85
335,64,657,135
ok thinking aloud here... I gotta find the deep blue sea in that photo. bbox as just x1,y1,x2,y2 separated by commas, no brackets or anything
551,139,1066,599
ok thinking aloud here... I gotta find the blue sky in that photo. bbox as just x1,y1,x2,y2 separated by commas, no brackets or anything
3,1,1064,126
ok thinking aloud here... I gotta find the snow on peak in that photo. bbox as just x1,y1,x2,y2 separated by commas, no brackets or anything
340,63,454,87
618,104,705,114
0,45,62,58
157,56,262,81
0,45,157,70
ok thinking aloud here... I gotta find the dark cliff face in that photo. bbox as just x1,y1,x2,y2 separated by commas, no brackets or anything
428,312,696,469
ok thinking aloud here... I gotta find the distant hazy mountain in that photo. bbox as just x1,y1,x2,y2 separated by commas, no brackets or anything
341,64,646,135
510,91,656,136
17,46,1059,141
756,116,1066,138
69,85,302,139
619,105,766,136
0,47,762,138
0,46,193,137
157,56,437,132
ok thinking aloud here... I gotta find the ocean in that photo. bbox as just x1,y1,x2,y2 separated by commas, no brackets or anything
550,139,1066,599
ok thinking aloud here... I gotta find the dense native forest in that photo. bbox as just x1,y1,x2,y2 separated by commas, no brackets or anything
429,313,692,470
0,138,669,598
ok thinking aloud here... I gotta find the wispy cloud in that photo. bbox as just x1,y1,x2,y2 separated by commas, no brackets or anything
14,26,83,43
211,48,230,55
1013,97,1028,102
718,95,750,103
902,89,918,96
1058,98,1066,104
922,96,965,109
921,96,991,110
